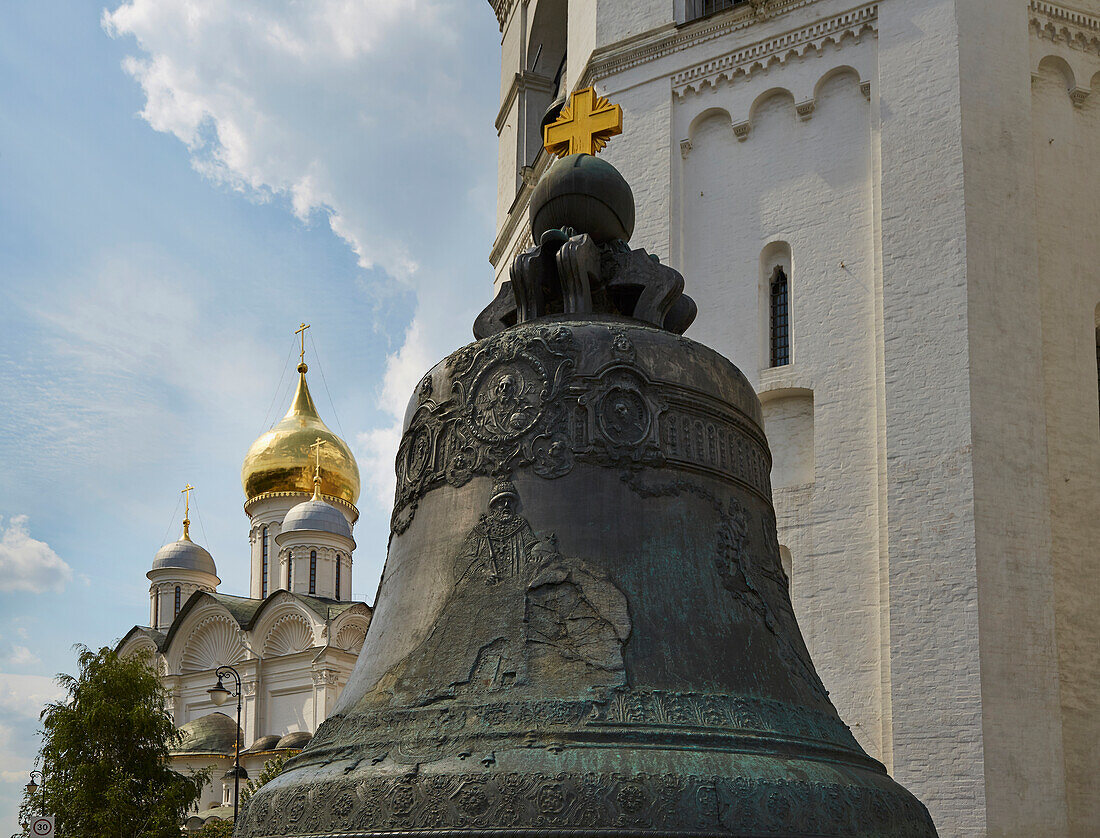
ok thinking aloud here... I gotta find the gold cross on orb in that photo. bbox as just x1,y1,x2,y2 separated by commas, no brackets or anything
180,484,194,539
295,323,311,366
309,438,327,489
543,87,623,158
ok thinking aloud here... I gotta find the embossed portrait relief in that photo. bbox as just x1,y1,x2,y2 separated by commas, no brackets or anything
388,481,631,706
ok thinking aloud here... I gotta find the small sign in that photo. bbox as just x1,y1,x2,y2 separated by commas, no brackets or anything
29,816,55,836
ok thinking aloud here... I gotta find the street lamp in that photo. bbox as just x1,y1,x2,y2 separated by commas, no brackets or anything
208,665,248,821
25,770,43,807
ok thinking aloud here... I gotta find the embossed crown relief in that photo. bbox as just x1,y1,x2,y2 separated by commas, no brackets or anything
391,323,772,538
391,324,671,535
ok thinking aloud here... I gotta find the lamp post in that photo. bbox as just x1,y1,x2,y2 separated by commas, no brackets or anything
25,770,43,810
208,665,247,821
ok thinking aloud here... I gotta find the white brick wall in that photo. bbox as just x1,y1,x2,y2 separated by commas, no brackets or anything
487,0,1100,834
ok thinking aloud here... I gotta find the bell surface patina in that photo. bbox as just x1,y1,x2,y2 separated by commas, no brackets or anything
236,152,938,837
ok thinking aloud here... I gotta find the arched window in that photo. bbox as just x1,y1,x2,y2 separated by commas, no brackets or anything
261,526,269,598
309,551,317,595
153,589,159,627
287,554,293,591
174,586,181,617
334,554,341,601
770,266,790,367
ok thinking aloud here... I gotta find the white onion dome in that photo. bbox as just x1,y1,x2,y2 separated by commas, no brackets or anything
149,521,217,578
281,496,353,541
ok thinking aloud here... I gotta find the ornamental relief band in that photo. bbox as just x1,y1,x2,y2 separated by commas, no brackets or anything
391,324,771,534
239,770,930,837
303,689,860,764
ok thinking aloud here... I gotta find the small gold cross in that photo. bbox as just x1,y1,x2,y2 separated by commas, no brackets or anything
309,438,326,495
543,87,623,158
295,323,311,366
181,484,194,539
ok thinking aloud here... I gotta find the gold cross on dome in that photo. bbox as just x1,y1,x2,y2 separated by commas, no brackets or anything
295,323,311,365
181,484,194,539
543,87,623,158
309,438,326,489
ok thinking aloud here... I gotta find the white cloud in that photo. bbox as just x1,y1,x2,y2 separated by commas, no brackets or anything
0,517,72,594
0,673,64,720
6,646,40,668
102,0,499,507
0,675,64,789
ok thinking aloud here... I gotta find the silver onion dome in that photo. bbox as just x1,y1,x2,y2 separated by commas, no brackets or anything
151,534,217,576
281,498,352,540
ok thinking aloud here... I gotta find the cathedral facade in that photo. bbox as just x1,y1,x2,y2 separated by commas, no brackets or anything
117,359,372,821
486,1,1100,836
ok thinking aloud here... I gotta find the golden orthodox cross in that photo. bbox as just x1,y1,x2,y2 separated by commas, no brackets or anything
309,438,326,488
295,323,311,366
181,483,194,538
543,87,623,157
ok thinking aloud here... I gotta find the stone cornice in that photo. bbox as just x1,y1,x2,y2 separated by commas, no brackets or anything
1030,0,1100,54
489,0,519,31
671,3,878,96
587,0,827,85
244,490,359,523
1030,1,1100,33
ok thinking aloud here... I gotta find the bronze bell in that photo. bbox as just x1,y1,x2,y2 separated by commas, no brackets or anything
238,154,938,837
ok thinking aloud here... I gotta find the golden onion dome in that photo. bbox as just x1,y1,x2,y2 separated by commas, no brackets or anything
242,363,360,505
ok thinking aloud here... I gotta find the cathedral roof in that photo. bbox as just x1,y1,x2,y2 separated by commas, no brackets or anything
241,364,360,505
281,497,354,540
117,625,168,653
173,712,242,755
157,590,370,653
245,734,282,752
276,731,312,750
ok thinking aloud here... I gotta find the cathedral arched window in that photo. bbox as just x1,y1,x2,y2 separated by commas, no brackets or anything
770,266,790,367
174,586,181,617
309,551,317,595
153,590,159,627
261,526,269,598
335,554,341,601
287,554,293,590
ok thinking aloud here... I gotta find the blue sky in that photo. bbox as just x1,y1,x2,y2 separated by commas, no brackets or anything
0,0,500,827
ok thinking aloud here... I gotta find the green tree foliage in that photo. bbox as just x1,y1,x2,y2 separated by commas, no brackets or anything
241,753,289,803
193,818,234,837
20,645,207,838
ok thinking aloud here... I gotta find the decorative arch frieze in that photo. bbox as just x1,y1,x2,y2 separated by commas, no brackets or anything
177,614,246,673
1031,1,1100,106
1031,1,1100,55
263,612,317,657
119,636,159,663
333,619,369,654
680,64,869,152
672,5,877,98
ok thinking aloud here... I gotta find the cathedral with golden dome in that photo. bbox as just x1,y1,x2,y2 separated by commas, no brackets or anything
117,338,372,827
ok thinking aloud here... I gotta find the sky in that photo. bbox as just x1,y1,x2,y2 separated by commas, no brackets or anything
0,0,501,828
